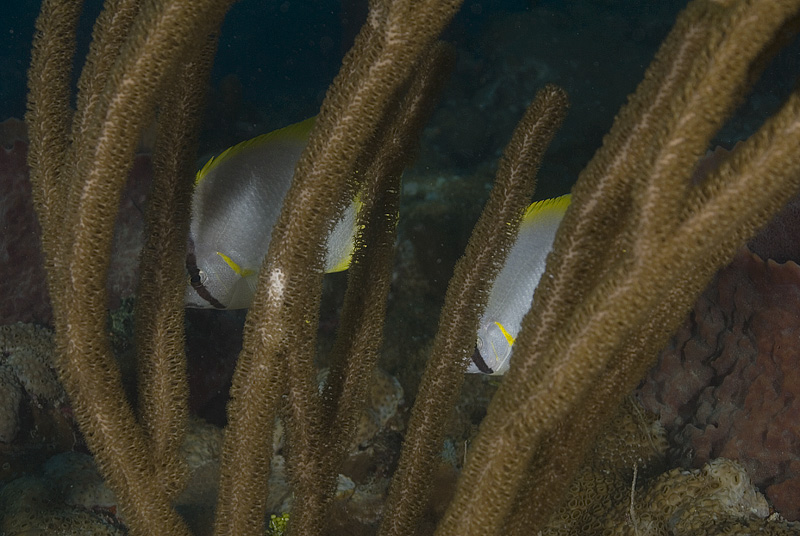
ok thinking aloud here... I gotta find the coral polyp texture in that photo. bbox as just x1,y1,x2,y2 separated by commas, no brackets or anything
605,458,780,536
540,397,669,535
0,322,64,442
540,398,798,535
638,249,800,521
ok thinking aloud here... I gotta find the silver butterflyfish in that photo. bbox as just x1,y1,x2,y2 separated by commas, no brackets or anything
469,194,570,375
185,117,358,309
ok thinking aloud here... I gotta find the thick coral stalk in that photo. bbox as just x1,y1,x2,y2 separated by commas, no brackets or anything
214,2,463,533
379,84,569,536
26,0,232,534
435,1,800,534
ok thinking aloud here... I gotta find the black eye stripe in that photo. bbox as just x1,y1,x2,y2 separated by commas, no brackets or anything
186,235,226,309
471,346,493,374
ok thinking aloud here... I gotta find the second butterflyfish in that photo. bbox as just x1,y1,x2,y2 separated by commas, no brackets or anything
185,117,359,309
468,194,570,375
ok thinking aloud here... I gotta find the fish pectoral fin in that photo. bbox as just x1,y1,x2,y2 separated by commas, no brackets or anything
215,251,254,277
245,274,259,294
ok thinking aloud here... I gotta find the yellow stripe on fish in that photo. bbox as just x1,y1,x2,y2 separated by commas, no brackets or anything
469,194,570,375
185,117,359,309
215,251,255,277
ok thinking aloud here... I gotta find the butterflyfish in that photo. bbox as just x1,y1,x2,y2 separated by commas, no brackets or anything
185,117,359,309
469,194,570,375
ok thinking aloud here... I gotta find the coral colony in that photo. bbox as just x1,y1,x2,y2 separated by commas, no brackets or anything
2,0,800,535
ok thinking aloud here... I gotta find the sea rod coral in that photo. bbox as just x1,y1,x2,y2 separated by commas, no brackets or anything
22,1,800,536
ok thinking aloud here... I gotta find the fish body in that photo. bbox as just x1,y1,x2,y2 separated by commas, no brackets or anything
185,118,357,309
469,194,570,375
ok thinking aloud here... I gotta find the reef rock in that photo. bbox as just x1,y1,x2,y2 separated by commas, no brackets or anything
0,118,153,324
0,474,124,535
0,119,50,325
0,323,64,442
638,249,800,520
541,398,798,535
605,458,796,536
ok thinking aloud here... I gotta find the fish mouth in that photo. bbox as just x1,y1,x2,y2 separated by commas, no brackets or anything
471,347,494,374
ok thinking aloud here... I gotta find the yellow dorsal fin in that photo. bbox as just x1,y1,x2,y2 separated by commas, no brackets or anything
522,193,571,224
216,251,255,277
195,116,316,185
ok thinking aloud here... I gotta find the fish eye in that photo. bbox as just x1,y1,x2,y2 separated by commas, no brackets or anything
188,268,207,288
